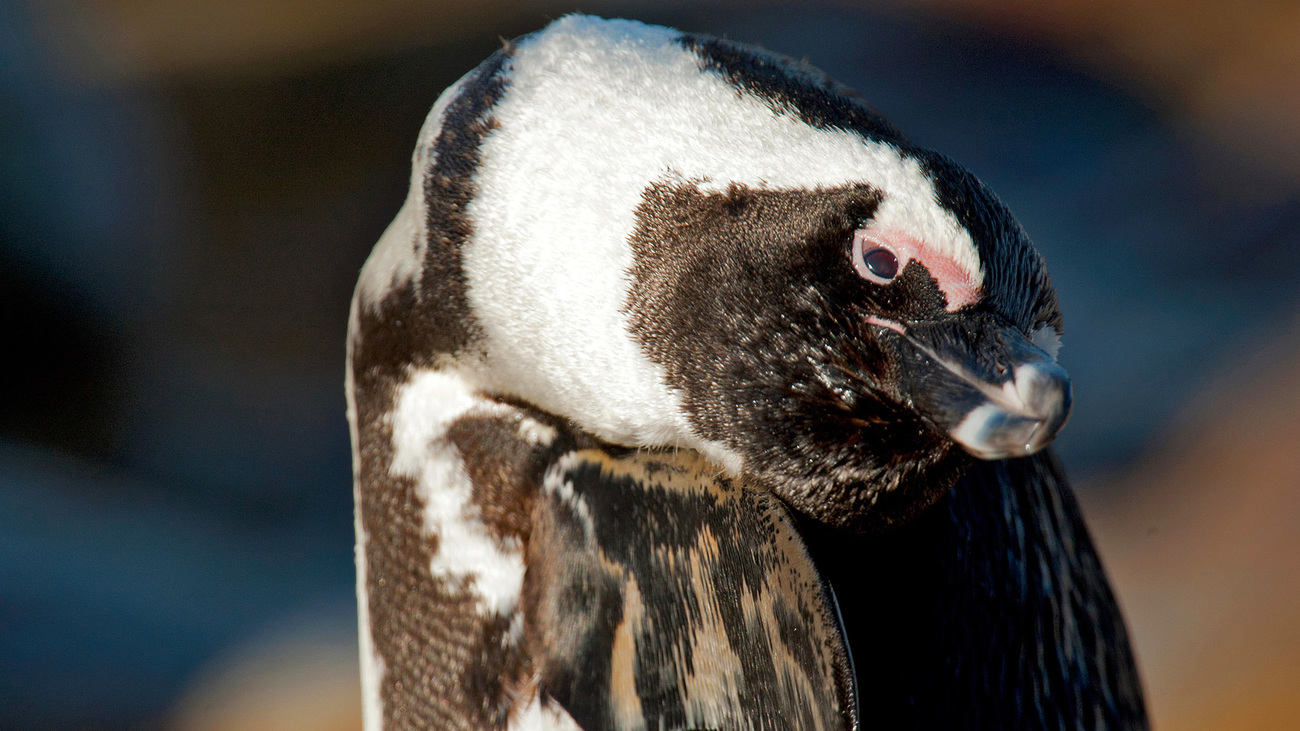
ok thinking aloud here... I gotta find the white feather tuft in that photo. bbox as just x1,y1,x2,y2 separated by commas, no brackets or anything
389,369,526,616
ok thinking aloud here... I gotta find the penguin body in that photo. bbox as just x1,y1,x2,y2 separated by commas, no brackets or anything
347,15,1145,729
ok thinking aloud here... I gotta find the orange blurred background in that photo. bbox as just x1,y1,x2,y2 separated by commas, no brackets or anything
3,1,1298,728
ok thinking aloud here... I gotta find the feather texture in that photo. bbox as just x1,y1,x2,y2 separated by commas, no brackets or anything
346,14,1146,730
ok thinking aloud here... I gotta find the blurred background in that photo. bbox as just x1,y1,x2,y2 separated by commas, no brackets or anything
2,0,1298,728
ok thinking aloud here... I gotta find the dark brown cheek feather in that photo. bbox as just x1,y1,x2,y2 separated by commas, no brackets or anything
858,260,954,319
626,180,968,531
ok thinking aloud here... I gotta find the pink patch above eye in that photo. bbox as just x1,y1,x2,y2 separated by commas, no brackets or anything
851,228,979,311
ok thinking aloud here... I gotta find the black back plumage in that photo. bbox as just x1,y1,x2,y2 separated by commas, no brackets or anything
804,453,1146,728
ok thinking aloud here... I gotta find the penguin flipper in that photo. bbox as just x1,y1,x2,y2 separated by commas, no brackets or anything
525,448,858,731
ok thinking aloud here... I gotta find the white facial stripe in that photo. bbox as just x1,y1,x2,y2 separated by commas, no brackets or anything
389,369,526,616
460,16,979,461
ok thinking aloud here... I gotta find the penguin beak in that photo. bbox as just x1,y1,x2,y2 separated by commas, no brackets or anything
870,313,1072,460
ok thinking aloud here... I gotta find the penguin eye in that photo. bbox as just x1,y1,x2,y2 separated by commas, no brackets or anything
852,232,901,284
862,248,899,280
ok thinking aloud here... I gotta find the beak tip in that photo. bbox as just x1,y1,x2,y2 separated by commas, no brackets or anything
949,366,1072,461
897,313,1073,461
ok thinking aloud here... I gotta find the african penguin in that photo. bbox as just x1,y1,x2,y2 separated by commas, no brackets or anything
346,15,1147,730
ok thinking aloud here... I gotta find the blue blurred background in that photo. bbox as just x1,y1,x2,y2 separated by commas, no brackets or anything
3,1,1299,728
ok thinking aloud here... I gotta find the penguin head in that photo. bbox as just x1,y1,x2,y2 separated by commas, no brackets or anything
624,162,1067,530
355,16,1069,530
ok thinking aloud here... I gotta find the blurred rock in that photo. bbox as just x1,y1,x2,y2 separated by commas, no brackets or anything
0,441,357,726
887,0,1300,187
30,0,538,81
1080,321,1300,729
168,617,362,731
